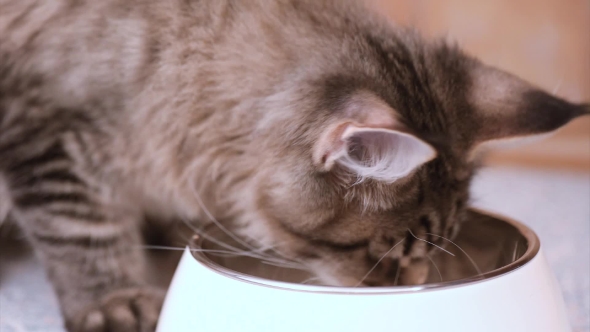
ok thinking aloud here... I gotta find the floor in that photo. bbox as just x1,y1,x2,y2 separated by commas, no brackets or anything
1,166,589,332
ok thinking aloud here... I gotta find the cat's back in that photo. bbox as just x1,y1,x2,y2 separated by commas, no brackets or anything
0,0,394,128
1,0,159,108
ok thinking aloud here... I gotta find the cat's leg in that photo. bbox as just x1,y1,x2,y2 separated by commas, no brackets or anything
2,133,163,332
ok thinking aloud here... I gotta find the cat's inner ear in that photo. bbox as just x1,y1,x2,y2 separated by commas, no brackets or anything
469,62,589,147
313,103,436,182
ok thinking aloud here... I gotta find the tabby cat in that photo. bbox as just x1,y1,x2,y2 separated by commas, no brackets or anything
0,0,587,331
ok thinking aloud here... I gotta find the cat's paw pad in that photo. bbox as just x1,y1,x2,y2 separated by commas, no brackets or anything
68,288,165,332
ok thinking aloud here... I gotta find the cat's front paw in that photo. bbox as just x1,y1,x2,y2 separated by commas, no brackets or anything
66,287,165,332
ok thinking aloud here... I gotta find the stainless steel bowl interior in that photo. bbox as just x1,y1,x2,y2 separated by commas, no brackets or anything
190,209,540,292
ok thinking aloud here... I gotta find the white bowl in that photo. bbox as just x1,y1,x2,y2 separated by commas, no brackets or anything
157,210,571,332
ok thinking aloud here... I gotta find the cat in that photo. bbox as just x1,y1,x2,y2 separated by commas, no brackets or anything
0,0,588,331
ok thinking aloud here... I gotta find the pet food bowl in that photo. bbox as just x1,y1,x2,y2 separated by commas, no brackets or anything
157,209,571,332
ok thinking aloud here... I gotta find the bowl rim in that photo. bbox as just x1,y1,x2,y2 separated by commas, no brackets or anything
189,208,540,294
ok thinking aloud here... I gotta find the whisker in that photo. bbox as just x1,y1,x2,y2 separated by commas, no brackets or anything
191,248,268,257
426,233,482,276
393,263,401,286
427,255,443,282
190,185,261,253
240,239,309,267
189,225,249,254
179,217,277,261
141,245,186,251
140,244,288,259
301,277,321,285
186,223,298,265
254,239,308,266
175,212,308,272
197,231,307,268
408,229,455,257
354,238,405,287
260,260,309,270
187,187,307,268
190,248,307,265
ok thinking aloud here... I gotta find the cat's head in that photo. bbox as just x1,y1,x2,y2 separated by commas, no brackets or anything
249,25,588,286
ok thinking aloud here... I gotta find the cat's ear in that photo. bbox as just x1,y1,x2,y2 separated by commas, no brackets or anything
469,62,589,146
312,96,436,182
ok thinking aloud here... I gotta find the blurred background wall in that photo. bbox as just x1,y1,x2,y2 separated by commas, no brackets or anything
368,0,590,172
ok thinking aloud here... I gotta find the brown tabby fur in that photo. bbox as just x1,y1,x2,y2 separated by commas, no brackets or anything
0,0,588,331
